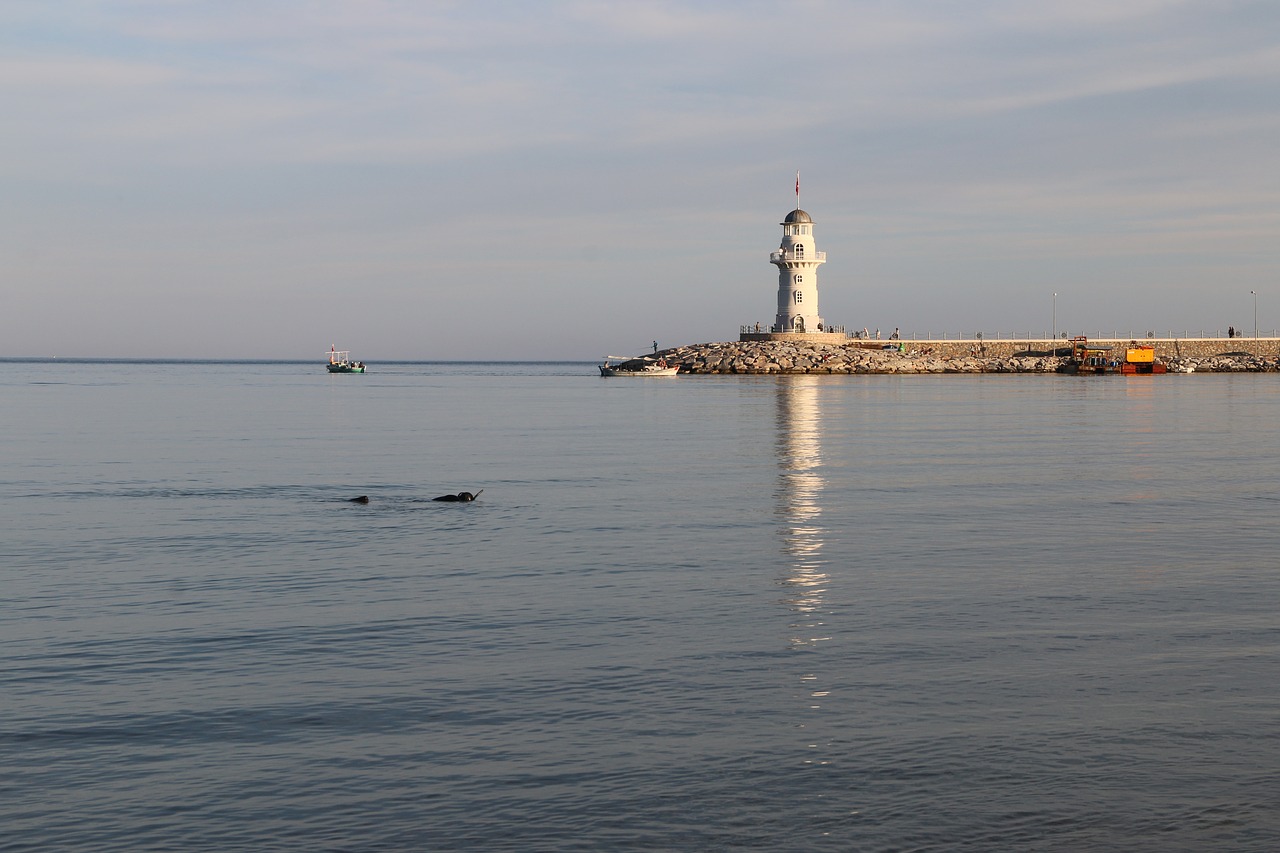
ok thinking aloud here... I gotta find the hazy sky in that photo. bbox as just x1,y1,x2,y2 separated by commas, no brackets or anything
6,1,1280,359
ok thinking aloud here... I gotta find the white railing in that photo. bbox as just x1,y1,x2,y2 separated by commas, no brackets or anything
903,330,1279,341
740,324,847,335
769,251,826,263
738,327,1280,342
855,330,1274,340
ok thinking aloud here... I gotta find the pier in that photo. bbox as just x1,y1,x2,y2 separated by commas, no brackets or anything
660,337,1280,375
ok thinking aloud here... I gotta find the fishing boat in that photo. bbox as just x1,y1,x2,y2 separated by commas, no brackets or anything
326,347,366,373
1056,337,1113,374
598,356,679,377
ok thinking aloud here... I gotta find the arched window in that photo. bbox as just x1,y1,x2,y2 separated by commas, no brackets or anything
795,290,803,304
794,244,805,258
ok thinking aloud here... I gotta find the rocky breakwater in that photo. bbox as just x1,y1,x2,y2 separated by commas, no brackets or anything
1165,352,1280,373
659,341,1058,374
653,341,1280,375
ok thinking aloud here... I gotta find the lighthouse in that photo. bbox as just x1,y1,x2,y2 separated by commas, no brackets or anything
770,208,827,333
739,180,845,343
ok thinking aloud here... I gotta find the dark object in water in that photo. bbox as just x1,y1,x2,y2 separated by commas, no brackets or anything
347,495,370,504
432,490,483,502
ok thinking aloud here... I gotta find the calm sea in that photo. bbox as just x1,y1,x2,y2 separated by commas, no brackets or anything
3,360,1280,851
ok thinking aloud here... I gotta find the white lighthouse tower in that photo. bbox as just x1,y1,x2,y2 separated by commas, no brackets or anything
770,208,827,333
740,177,845,343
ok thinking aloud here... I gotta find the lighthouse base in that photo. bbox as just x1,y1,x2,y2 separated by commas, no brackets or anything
739,331,849,344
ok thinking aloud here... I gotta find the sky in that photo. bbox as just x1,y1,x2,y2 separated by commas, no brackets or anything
4,0,1280,359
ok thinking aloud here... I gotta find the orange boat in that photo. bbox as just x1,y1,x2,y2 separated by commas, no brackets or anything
1118,343,1166,374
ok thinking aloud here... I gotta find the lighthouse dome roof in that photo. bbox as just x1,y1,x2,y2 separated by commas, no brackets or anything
782,209,812,224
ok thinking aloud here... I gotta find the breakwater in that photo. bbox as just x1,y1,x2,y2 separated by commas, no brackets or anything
653,339,1280,374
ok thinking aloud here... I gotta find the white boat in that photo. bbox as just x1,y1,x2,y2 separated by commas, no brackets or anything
326,347,365,373
599,356,679,377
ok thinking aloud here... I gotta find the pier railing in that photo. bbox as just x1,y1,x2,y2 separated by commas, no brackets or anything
892,330,1276,341
737,329,1277,341
734,329,1280,359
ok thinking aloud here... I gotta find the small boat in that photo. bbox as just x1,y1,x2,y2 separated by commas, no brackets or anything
599,356,679,377
326,347,366,373
1056,337,1113,374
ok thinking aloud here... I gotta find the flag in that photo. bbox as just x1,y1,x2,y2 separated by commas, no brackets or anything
795,171,800,197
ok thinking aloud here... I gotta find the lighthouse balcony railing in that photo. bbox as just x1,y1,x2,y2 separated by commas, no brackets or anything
741,324,847,336
770,250,826,263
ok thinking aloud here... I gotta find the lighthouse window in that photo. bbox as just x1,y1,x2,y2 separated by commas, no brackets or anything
795,244,805,258
795,291,803,304
794,275,803,284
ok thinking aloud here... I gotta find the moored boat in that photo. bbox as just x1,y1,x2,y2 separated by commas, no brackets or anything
326,347,366,373
599,356,679,377
1055,337,1112,374
1118,344,1167,374
1056,337,1166,375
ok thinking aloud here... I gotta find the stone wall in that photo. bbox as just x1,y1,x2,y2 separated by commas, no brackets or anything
890,338,1280,359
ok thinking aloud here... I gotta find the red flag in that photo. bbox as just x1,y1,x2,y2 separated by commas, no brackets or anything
795,171,800,198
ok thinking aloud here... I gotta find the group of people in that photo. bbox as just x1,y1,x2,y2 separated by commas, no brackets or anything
852,327,899,341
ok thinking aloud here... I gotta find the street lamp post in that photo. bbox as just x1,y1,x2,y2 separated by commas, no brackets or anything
1049,289,1059,348
1252,290,1257,339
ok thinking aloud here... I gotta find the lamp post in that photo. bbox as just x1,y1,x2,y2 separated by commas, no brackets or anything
1252,290,1257,339
1052,292,1057,355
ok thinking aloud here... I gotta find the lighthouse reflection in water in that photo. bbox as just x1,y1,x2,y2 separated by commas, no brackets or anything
775,376,834,743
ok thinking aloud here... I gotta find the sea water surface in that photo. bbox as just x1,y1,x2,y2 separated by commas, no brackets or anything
2,360,1279,851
